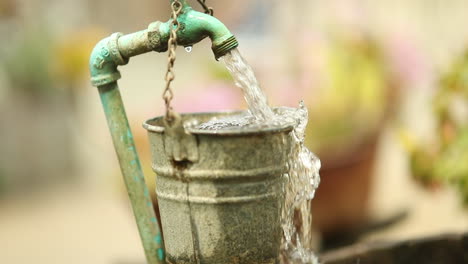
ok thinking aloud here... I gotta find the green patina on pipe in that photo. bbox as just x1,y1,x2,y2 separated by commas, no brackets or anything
90,4,238,86
98,82,165,263
165,1,238,57
89,2,238,264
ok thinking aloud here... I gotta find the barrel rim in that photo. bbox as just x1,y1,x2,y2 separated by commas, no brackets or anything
142,108,296,136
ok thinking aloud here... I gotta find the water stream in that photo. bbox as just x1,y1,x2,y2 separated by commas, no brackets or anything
220,49,275,121
196,48,321,263
279,103,321,264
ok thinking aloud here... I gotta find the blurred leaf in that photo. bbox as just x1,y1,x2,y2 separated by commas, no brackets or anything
433,130,468,196
408,47,468,205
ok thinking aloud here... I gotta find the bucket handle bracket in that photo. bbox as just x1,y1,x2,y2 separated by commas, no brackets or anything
163,113,199,163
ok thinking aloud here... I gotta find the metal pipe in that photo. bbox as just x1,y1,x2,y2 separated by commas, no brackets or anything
90,8,238,87
97,82,165,264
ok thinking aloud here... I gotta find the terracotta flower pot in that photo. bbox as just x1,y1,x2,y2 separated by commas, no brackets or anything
312,131,380,235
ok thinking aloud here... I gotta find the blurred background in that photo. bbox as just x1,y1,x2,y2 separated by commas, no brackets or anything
1,0,468,263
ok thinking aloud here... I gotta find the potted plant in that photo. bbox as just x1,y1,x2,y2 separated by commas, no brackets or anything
403,48,468,204
301,31,398,240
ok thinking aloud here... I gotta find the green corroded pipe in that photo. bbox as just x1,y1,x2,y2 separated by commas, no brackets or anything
89,3,238,264
98,82,165,263
90,8,238,86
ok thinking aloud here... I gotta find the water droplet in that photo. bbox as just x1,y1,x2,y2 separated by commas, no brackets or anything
184,46,193,53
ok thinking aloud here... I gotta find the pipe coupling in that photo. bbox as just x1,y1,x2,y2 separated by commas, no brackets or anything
90,21,172,87
148,21,169,53
108,33,129,66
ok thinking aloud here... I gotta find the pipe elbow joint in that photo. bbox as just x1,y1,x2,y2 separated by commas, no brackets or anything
89,22,170,87
89,33,128,87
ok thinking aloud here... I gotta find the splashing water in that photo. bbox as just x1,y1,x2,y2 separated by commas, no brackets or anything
279,103,321,264
198,48,321,264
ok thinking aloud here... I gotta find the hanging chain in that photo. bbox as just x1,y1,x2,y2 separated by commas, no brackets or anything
163,0,183,123
196,0,214,16
163,0,213,123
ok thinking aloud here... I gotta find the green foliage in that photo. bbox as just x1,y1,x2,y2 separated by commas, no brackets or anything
409,49,468,204
433,130,468,203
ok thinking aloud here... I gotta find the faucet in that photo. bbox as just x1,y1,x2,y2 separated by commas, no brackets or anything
90,0,238,86
88,2,238,264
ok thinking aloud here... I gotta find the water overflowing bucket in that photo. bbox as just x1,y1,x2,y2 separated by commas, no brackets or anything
143,111,294,264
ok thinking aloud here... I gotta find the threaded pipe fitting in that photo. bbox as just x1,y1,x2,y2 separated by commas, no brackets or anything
212,35,239,60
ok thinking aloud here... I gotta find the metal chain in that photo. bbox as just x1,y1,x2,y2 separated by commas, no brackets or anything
163,0,183,123
196,0,214,16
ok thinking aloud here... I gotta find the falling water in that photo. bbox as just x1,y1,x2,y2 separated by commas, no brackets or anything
279,103,321,264
196,48,321,264
220,48,275,121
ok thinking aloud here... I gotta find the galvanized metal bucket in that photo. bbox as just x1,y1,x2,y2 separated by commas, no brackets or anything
144,111,294,264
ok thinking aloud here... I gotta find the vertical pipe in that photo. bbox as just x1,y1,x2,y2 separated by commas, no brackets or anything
97,82,165,264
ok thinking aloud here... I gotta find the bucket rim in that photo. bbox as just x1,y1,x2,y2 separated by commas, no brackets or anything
142,108,296,136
